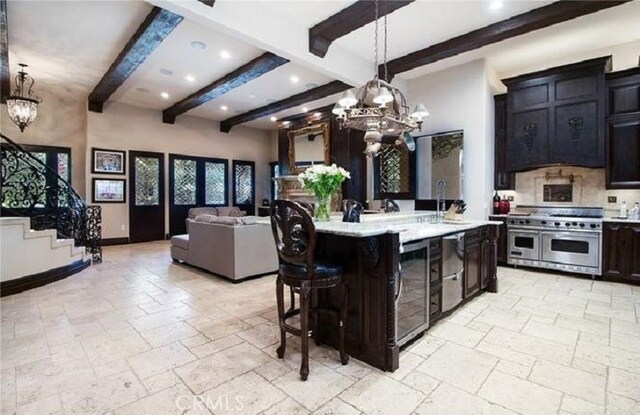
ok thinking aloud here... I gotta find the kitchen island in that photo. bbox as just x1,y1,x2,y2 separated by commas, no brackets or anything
261,212,501,372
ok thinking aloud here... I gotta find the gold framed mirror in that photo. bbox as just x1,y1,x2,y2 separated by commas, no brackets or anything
287,122,330,174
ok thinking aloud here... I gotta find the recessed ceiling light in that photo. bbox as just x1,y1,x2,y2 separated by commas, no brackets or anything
135,87,150,93
302,107,308,112
185,74,195,82
265,98,276,104
249,94,256,98
270,116,277,122
220,50,231,59
489,1,503,10
220,105,228,111
160,92,170,99
305,83,318,89
190,40,207,50
159,68,173,76
290,75,299,84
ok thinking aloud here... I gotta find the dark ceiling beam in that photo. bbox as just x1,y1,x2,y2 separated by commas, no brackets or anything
220,80,350,133
380,0,632,81
309,0,414,58
0,0,9,104
163,52,289,124
197,0,215,6
88,7,183,113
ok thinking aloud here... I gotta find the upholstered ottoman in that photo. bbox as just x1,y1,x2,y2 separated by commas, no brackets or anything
170,234,189,262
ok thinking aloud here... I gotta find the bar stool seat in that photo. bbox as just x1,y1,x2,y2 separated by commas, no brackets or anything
270,200,349,381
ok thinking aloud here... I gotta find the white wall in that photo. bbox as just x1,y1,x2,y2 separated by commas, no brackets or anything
407,59,495,220
87,102,273,239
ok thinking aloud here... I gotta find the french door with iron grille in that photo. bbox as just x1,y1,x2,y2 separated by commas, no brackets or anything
129,151,165,243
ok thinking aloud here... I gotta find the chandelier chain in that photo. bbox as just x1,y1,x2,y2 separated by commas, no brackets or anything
383,2,388,82
374,0,379,78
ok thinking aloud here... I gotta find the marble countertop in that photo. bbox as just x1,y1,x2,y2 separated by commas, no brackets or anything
256,211,502,244
603,217,640,224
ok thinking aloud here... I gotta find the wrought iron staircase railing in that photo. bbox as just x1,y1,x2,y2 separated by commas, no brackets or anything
1,133,102,262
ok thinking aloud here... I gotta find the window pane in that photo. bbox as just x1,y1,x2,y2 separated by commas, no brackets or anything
173,159,196,205
234,164,254,204
135,157,160,206
57,153,70,182
205,162,226,205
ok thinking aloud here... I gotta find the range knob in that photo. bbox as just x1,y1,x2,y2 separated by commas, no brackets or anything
519,220,525,225
509,220,516,224
554,222,560,226
590,223,597,229
541,220,547,225
579,223,585,227
525,219,531,224
565,222,571,227
572,222,577,226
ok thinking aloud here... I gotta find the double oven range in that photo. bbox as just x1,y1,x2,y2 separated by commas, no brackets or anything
507,206,603,277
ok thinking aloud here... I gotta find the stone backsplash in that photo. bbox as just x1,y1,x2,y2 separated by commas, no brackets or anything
497,166,640,216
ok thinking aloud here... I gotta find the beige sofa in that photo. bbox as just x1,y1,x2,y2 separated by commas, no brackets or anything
171,213,278,282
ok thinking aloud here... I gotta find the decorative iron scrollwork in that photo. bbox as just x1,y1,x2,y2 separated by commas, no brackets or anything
523,123,537,152
1,133,102,263
568,116,583,145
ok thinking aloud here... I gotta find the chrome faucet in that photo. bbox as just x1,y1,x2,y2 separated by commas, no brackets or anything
436,180,447,223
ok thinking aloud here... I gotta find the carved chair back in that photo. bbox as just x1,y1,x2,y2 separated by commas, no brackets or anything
270,200,317,276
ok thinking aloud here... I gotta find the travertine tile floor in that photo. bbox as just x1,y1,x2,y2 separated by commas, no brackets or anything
2,241,640,414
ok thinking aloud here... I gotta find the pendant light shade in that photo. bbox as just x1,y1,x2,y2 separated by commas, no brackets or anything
338,90,357,108
372,86,393,105
411,103,429,119
332,102,345,116
6,64,42,133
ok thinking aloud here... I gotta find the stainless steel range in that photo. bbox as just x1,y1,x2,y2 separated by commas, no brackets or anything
507,206,603,276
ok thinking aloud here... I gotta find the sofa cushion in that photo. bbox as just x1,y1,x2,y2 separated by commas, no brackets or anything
194,214,219,223
171,234,189,250
217,206,246,217
189,207,218,219
240,216,257,225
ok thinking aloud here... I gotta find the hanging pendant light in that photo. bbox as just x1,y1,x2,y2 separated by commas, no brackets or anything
334,0,427,157
6,64,42,132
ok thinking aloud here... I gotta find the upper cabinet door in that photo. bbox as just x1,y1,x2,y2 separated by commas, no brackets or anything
503,57,610,172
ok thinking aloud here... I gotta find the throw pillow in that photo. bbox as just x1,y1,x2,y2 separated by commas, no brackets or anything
194,214,219,223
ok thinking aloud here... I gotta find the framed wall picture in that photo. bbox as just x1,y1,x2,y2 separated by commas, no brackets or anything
92,148,126,174
92,178,126,203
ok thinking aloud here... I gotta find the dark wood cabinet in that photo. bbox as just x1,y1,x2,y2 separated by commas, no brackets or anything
606,68,640,189
494,94,514,190
464,240,481,298
603,221,640,283
502,57,610,172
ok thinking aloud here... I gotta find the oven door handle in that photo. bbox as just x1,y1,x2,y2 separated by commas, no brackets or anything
395,263,403,303
540,231,600,239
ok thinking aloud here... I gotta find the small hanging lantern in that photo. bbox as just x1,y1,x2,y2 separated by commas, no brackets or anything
6,63,42,132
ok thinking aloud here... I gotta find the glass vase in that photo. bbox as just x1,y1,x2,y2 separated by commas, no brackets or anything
314,193,332,221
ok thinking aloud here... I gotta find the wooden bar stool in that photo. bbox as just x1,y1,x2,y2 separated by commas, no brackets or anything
270,200,349,380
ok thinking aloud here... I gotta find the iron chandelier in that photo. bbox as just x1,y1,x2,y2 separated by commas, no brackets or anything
333,0,428,157
6,64,42,132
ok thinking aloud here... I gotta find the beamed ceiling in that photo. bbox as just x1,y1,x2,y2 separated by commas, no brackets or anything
4,0,640,131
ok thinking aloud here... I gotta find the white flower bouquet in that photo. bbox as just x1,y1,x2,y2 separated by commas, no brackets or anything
298,164,351,220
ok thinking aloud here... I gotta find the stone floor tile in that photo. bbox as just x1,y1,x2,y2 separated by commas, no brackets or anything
139,322,199,348
404,335,445,358
483,327,574,364
478,371,562,415
494,359,532,379
428,321,486,348
606,392,640,415
575,339,640,374
254,359,291,382
236,322,281,349
313,397,361,415
141,370,182,395
180,333,210,349
14,394,62,415
193,315,253,341
415,383,517,415
386,350,424,381
339,372,424,415
190,334,245,358
92,358,131,379
529,360,606,405
608,367,640,401
127,342,196,379
522,320,579,346
1,333,49,369
273,362,353,411
586,304,636,322
561,395,605,415
571,358,608,377
113,383,208,415
472,307,530,332
263,396,310,415
59,370,147,415
505,283,550,299
81,326,151,366
610,331,640,353
129,305,200,332
400,371,440,395
610,318,640,338
199,371,286,414
334,357,373,381
555,314,610,336
175,342,271,394
475,340,537,366
516,297,585,318
416,342,497,393
1,368,16,413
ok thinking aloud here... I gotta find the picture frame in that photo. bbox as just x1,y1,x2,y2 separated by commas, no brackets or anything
92,148,126,175
92,178,126,203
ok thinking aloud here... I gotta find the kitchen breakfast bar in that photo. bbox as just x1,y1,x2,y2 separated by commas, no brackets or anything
262,212,501,372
